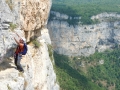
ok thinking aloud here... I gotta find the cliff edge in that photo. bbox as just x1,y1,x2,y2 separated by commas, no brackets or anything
0,0,59,90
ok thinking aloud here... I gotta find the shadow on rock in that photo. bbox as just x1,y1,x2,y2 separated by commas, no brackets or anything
0,47,16,71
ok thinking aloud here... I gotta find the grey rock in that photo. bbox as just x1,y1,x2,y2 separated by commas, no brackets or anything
0,0,59,90
48,12,120,56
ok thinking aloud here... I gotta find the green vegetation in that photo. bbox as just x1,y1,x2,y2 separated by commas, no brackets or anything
47,44,54,61
32,39,41,49
51,0,120,24
7,84,11,90
9,23,16,31
53,48,120,90
53,52,105,90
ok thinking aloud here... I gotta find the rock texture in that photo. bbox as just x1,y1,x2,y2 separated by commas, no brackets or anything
48,11,120,56
0,0,59,90
0,29,59,90
1,0,52,42
20,0,52,41
0,0,14,25
0,0,19,63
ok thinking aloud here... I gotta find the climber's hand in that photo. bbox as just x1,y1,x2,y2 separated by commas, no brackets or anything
15,32,20,37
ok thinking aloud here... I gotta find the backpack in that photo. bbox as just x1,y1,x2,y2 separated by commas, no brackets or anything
20,43,28,55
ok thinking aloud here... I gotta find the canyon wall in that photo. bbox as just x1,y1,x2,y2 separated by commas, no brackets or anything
0,0,59,90
48,11,120,56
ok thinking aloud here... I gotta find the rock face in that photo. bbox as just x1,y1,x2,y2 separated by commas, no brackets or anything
0,0,59,90
0,0,14,24
0,29,59,90
0,0,18,63
20,0,52,41
1,0,52,42
48,11,120,56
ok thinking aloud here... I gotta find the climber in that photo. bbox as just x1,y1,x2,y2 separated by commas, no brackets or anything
14,33,27,72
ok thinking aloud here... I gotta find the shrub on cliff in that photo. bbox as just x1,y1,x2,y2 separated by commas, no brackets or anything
47,44,53,61
9,23,16,31
32,40,41,49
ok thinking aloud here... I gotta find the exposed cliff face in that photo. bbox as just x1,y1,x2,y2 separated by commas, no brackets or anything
0,29,59,90
0,0,59,90
20,0,52,42
48,11,120,56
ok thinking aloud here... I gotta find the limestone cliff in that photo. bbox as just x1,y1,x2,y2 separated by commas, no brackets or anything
48,11,120,56
0,0,59,90
20,0,52,42
0,29,59,90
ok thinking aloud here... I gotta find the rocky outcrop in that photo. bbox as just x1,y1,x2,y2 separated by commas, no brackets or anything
48,11,120,56
2,0,52,42
20,0,52,42
0,0,59,90
0,29,59,90
0,0,18,63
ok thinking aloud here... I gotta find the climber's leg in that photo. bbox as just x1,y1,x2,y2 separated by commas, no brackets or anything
17,53,24,72
14,54,18,67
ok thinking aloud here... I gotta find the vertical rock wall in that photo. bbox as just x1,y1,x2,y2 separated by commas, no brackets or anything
48,11,120,56
0,29,59,90
20,0,52,41
0,0,59,90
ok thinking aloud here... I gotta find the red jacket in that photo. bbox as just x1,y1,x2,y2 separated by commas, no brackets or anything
15,44,24,54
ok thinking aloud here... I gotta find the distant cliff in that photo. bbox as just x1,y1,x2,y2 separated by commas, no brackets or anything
0,0,59,90
48,11,120,56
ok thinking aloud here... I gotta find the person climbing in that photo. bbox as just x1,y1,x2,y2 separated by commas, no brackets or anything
14,33,27,72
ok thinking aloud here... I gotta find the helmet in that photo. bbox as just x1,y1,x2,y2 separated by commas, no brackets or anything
21,37,26,43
